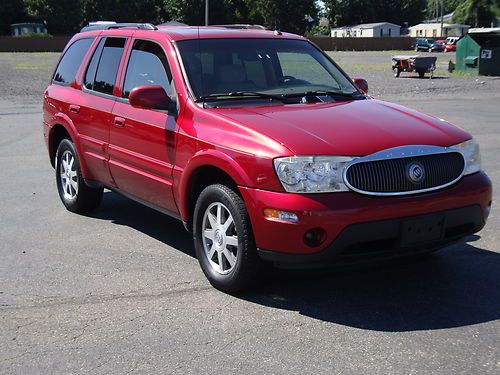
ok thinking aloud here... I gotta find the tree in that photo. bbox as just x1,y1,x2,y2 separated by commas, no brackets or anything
162,0,242,25
244,0,317,34
82,0,166,25
0,0,30,35
452,0,496,27
24,0,83,34
426,0,462,19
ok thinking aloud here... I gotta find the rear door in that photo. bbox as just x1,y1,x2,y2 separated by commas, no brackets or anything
108,38,178,213
76,36,128,186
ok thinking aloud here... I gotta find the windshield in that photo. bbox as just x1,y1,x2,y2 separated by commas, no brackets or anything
176,38,359,100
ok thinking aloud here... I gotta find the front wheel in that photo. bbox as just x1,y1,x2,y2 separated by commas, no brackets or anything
55,138,103,213
393,67,400,77
193,184,262,292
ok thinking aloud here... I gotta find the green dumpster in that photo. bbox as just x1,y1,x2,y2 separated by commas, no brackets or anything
456,28,500,76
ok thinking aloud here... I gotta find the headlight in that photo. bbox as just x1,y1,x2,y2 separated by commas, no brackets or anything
450,138,481,175
273,156,355,193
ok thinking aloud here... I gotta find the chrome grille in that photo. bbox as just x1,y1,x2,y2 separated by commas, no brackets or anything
344,149,465,196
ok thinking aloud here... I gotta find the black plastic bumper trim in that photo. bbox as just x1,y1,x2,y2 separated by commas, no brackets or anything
257,205,485,265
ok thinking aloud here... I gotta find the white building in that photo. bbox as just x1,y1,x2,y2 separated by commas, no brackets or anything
408,23,470,38
330,22,401,38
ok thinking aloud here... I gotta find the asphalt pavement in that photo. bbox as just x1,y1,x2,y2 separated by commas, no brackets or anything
0,57,499,374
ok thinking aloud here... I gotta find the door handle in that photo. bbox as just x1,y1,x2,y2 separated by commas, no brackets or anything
69,104,80,114
114,117,126,128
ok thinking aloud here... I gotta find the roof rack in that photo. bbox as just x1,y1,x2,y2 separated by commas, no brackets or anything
212,24,267,30
80,22,157,33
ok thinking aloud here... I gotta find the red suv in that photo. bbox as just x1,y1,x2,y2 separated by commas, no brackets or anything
43,23,492,292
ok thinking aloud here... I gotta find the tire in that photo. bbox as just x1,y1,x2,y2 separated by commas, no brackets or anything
418,70,425,78
393,67,400,78
55,138,103,213
193,184,262,293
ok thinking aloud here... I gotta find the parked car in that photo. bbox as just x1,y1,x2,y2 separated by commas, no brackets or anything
443,36,460,52
412,38,444,52
43,23,492,292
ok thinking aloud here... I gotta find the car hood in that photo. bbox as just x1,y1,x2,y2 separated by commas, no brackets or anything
208,99,470,156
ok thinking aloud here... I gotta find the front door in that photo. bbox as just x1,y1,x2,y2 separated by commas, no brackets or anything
108,39,178,213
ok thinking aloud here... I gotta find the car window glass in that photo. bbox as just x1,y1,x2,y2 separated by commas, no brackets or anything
278,51,340,89
123,39,172,98
84,38,105,90
53,38,94,85
177,39,354,98
93,37,126,95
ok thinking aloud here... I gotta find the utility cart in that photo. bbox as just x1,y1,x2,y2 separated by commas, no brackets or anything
392,55,437,78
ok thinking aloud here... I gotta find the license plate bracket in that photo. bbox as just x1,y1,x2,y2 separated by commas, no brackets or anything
400,214,445,248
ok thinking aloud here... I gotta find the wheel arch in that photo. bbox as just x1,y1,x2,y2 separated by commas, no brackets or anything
178,150,253,230
48,124,73,168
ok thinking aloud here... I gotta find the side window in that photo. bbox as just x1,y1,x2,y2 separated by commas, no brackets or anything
84,37,126,96
53,38,94,85
123,39,172,98
84,38,105,90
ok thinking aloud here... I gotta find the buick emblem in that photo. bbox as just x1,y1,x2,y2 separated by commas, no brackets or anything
407,162,425,183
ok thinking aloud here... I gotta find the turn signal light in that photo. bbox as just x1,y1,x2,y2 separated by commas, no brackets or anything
263,208,299,223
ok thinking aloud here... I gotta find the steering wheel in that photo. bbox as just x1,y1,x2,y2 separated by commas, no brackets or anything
282,75,310,86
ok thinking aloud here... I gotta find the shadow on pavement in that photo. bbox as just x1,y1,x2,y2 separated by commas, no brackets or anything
88,191,195,258
397,76,450,80
241,237,500,332
91,192,499,332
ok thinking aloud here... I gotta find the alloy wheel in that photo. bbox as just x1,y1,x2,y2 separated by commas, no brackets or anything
201,202,238,275
59,150,78,200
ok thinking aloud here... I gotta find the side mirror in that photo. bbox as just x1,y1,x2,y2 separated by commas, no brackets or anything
128,85,174,111
352,78,368,94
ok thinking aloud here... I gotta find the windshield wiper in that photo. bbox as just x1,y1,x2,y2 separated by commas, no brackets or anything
196,91,284,103
281,90,363,98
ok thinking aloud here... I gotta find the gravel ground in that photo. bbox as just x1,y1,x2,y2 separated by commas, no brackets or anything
1,51,500,105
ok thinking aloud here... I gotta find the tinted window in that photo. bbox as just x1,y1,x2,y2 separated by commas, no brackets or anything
278,51,339,89
177,39,357,99
53,38,94,85
123,40,172,98
84,38,105,90
92,38,126,95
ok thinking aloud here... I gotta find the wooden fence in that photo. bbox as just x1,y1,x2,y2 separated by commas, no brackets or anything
0,35,415,52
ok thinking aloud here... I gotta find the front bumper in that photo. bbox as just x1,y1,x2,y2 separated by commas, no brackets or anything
239,172,492,263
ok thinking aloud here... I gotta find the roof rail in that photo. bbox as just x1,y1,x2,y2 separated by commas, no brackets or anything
80,22,157,33
212,24,267,30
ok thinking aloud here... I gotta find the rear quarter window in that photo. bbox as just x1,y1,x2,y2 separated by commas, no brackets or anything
53,38,94,85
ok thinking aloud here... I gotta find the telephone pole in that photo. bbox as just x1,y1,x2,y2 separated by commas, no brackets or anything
440,0,444,37
205,0,209,26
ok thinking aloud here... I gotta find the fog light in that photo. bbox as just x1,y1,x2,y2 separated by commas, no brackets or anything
303,228,326,247
263,208,298,223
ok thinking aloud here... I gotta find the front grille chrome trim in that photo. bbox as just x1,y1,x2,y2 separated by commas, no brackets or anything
343,145,466,196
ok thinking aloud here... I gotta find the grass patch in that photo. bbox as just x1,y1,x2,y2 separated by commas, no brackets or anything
450,70,477,78
11,61,53,70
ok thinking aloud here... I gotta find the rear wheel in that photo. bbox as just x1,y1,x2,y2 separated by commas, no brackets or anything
393,67,400,78
55,138,103,213
193,184,262,292
418,70,426,78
